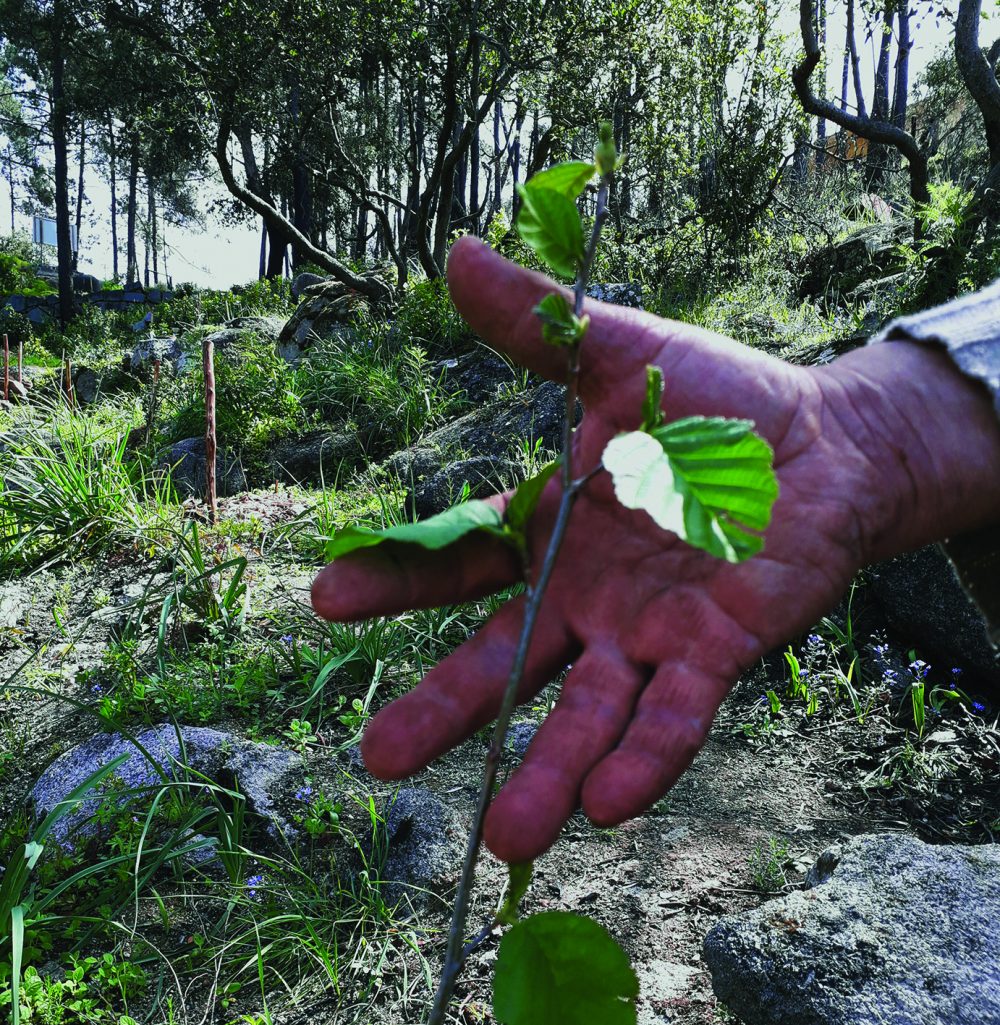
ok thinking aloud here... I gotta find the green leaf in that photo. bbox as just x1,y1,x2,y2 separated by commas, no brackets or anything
324,500,506,561
497,862,533,926
516,185,584,280
602,417,778,563
534,293,589,347
525,161,596,200
505,460,560,540
494,911,638,1025
641,365,664,431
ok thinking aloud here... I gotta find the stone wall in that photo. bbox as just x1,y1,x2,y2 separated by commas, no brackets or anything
1,287,173,325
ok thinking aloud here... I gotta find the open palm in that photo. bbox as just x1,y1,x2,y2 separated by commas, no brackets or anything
312,237,896,863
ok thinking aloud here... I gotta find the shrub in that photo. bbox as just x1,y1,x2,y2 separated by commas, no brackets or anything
392,276,471,356
0,233,54,296
294,328,456,446
154,277,294,332
159,331,303,458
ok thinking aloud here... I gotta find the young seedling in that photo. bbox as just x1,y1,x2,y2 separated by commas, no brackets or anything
326,122,779,1025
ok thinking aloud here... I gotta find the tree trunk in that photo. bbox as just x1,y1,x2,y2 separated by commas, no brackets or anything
867,3,894,187
143,175,151,287
215,121,389,300
73,119,85,271
108,117,119,281
150,179,159,284
289,82,313,271
126,143,139,285
470,27,481,234
259,219,268,280
7,146,15,233
891,0,911,131
846,0,866,117
815,0,827,153
51,4,73,327
955,0,1000,169
792,0,929,219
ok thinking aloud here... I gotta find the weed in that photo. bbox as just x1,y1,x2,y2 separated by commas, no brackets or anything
747,837,790,892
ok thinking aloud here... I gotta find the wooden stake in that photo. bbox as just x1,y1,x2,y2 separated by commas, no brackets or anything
2,333,8,401
203,335,218,524
63,355,74,410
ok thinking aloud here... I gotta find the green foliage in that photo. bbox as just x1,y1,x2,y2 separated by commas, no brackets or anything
515,185,585,280
526,162,596,199
153,278,293,333
505,461,560,542
497,862,533,927
294,329,455,447
325,499,505,561
0,235,53,296
392,277,470,356
603,418,778,562
0,407,174,571
747,836,790,892
493,911,638,1025
161,331,302,457
533,293,589,347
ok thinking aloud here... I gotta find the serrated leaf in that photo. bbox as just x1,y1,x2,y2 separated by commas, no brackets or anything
494,911,638,1025
516,185,584,280
497,862,533,926
602,418,778,563
525,161,596,199
325,501,506,561
505,460,560,540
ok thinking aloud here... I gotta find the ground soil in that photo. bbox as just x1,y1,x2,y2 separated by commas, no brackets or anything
2,491,995,1025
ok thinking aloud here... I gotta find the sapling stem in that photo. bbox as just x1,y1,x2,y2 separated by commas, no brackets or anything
427,172,613,1025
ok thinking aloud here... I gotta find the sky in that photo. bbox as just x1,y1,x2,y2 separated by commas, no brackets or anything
2,4,980,290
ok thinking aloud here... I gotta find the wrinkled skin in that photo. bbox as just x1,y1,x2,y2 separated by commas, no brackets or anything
312,236,1000,863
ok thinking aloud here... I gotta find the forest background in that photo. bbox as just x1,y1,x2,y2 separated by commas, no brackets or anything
2,0,999,320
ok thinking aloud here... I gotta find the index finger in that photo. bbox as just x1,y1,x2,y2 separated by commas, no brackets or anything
446,236,654,392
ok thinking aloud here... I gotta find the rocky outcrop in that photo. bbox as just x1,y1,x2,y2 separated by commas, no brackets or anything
586,282,644,308
410,455,523,519
291,271,326,299
869,544,1000,691
798,222,908,301
157,437,248,498
279,279,365,359
382,787,466,901
204,315,286,354
31,725,303,841
385,379,566,490
704,833,1000,1025
270,429,365,485
130,335,184,374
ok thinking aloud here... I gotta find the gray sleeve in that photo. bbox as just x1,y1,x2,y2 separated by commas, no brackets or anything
872,279,1000,645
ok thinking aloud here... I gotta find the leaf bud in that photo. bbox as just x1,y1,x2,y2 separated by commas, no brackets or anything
595,121,618,176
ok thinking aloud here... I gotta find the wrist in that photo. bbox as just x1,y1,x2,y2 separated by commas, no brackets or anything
817,340,1000,564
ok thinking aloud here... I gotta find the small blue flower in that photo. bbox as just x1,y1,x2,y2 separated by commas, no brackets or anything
295,786,314,802
882,668,897,682
280,634,294,647
972,701,986,713
91,683,103,695
873,643,890,658
951,667,963,677
246,874,265,900
807,634,822,646
909,659,930,679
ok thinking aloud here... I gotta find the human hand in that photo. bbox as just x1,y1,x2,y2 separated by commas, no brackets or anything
312,236,1000,863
